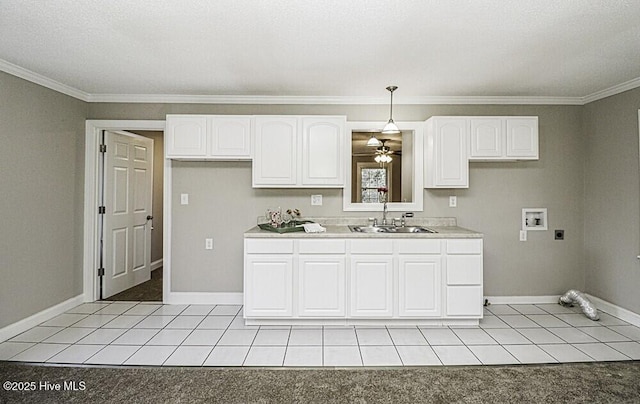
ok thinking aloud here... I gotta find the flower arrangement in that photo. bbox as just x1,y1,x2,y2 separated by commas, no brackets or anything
286,208,301,218
377,187,388,203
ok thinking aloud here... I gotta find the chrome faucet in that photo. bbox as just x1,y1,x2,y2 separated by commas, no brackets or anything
401,212,414,227
381,200,388,226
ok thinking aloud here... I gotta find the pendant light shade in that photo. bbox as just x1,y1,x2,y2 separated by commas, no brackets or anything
382,85,400,134
366,135,382,147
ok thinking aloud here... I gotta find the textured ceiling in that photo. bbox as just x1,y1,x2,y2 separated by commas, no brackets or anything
1,0,639,102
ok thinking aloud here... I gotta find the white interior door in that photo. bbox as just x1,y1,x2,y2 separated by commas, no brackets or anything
103,131,154,298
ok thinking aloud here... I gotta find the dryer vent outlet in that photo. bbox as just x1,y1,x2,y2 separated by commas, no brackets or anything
555,230,564,240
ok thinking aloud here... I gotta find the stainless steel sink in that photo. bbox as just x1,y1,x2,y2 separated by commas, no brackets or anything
348,225,436,234
348,225,390,233
390,226,436,233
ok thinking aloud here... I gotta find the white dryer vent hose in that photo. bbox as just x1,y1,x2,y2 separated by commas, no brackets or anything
558,289,599,321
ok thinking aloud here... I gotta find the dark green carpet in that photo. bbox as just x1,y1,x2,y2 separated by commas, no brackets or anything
1,361,639,403
103,268,163,302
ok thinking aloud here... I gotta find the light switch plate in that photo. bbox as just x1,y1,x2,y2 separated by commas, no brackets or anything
311,194,323,206
205,238,213,250
449,196,457,207
181,193,189,205
519,230,527,241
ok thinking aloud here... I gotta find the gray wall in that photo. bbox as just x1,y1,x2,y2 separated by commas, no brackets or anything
0,71,87,328
583,87,640,313
3,71,637,330
89,103,586,297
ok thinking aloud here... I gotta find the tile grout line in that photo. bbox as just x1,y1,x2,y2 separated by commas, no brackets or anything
4,302,640,367
281,327,293,366
384,326,406,366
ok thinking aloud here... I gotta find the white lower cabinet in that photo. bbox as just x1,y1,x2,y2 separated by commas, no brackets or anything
445,239,484,317
298,256,346,317
244,237,482,323
398,256,441,317
349,256,394,317
244,255,293,317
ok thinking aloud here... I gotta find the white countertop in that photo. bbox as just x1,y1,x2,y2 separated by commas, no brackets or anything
244,223,482,239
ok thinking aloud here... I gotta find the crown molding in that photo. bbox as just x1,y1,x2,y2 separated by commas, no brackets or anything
581,76,640,104
87,93,584,105
2,58,639,106
0,59,90,101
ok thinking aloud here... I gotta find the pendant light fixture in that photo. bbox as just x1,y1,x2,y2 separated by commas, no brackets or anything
366,134,382,147
382,85,400,134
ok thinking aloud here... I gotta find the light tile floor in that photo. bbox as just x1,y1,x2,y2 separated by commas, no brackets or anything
2,302,640,367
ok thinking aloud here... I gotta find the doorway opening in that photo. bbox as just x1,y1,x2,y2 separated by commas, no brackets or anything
100,130,164,302
83,120,167,304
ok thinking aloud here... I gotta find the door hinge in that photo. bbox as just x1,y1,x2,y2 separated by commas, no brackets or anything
97,267,105,276
98,206,106,214
99,144,107,153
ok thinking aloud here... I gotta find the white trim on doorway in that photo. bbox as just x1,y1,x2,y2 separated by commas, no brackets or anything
83,120,167,303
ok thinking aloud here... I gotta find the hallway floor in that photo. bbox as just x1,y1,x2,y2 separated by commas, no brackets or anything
1,302,639,367
103,268,163,302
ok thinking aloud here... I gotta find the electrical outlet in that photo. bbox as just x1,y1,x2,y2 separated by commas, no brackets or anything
205,238,213,250
519,230,527,241
181,193,189,205
449,196,457,208
311,194,323,206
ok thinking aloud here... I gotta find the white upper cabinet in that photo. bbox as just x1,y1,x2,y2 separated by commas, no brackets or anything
165,115,208,157
253,116,298,186
424,117,469,188
210,116,252,158
165,115,251,160
426,116,539,188
253,115,346,188
506,117,538,159
469,117,504,158
469,117,538,160
301,117,345,186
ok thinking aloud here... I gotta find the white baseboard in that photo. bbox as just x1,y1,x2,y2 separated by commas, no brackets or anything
585,294,640,328
164,292,243,305
484,295,560,305
0,295,84,343
151,259,163,271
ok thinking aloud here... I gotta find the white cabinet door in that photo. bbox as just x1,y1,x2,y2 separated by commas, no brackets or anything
446,287,483,317
469,118,503,158
301,117,345,186
165,115,208,157
298,256,346,317
349,256,393,317
398,256,442,317
244,255,293,317
210,116,252,158
425,117,469,188
253,116,298,186
506,117,538,159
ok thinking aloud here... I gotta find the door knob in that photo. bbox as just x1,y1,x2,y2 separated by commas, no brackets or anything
146,215,153,221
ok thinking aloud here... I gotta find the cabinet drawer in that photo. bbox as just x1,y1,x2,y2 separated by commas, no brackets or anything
245,239,294,254
446,286,483,316
446,239,483,254
299,239,346,254
446,256,483,285
350,239,393,254
397,239,441,254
